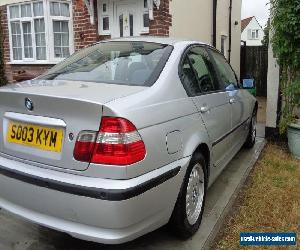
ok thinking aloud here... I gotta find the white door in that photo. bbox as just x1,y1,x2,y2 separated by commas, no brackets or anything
117,4,137,37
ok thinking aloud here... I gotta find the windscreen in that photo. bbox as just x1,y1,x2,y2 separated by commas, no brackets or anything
39,41,173,86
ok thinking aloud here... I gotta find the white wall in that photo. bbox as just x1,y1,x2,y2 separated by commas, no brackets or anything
215,0,241,78
241,18,264,46
170,0,242,78
169,0,213,45
266,17,280,129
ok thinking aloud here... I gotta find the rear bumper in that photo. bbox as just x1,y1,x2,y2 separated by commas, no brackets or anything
0,154,190,244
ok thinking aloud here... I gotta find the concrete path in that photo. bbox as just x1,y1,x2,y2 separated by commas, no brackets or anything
0,138,266,250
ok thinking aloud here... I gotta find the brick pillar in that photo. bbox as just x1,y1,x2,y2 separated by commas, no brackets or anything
73,0,99,51
149,0,172,36
0,6,13,83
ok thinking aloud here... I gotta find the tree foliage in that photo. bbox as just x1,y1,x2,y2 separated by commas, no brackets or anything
262,19,270,47
0,11,7,86
271,0,300,133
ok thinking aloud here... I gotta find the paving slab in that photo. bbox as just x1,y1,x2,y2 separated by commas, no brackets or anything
0,138,266,250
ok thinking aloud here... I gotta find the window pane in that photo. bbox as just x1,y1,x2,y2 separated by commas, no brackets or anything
60,3,70,17
11,21,22,60
22,22,33,58
36,47,46,60
33,2,44,16
34,19,46,60
13,48,22,60
39,42,172,86
62,33,69,46
210,50,237,90
61,21,68,32
188,48,216,93
180,57,200,95
103,17,109,31
34,18,45,33
119,15,123,37
129,14,133,36
21,4,32,17
50,2,60,16
144,0,148,8
53,20,60,32
143,13,149,28
103,3,107,12
9,6,19,19
53,20,69,58
62,47,70,57
54,33,62,46
54,47,62,57
11,22,20,39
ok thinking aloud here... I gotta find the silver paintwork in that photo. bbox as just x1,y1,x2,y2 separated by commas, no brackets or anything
0,37,257,244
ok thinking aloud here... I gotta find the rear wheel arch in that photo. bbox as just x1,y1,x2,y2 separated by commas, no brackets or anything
193,143,210,179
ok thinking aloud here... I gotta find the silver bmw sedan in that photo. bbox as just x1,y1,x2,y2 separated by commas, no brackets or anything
0,37,257,244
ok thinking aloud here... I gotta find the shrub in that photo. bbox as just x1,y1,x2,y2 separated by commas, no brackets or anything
271,0,300,133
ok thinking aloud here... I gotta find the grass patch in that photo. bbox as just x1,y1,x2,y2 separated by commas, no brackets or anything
213,143,300,250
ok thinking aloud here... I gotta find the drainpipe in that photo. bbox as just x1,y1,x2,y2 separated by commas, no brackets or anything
228,0,232,63
213,0,217,47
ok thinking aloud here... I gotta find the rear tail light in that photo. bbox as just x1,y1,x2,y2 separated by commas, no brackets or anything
73,117,146,165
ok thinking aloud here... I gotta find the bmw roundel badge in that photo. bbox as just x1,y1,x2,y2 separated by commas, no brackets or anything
25,98,34,111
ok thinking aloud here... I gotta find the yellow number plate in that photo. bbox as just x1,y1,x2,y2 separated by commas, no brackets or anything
7,121,64,152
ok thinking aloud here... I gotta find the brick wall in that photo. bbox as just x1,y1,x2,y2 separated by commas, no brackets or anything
149,0,172,36
0,6,13,83
0,0,171,83
73,0,99,51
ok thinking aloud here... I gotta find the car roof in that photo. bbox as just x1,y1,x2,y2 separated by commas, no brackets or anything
100,36,211,47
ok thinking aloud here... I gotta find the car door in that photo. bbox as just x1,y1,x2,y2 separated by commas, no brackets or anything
208,49,249,149
179,45,232,168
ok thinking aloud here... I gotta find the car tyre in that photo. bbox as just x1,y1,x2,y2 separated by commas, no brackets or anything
169,152,208,239
244,110,257,149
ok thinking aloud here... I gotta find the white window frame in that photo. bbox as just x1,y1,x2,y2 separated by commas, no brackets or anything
141,0,150,34
251,29,259,40
7,0,74,64
97,0,112,35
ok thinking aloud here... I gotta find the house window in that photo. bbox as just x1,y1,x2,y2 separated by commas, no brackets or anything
8,0,72,63
142,0,150,31
250,29,259,40
99,1,110,35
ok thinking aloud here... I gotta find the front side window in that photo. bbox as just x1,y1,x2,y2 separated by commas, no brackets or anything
180,46,218,96
209,49,238,91
8,0,72,62
39,42,173,86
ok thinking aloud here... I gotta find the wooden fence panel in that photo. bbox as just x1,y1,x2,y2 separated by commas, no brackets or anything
240,46,268,97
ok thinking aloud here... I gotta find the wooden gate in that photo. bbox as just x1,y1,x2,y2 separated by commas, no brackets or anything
240,45,268,97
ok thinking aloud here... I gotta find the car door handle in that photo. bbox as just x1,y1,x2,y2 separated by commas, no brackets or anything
200,106,209,113
229,98,236,104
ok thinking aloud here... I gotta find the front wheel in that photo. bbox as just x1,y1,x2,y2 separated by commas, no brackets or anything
169,152,207,239
244,111,257,148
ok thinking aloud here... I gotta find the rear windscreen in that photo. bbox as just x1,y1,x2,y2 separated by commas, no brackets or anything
39,41,173,86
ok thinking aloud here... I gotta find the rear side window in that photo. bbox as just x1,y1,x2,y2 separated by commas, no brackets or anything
39,41,173,86
209,50,238,91
180,46,219,96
